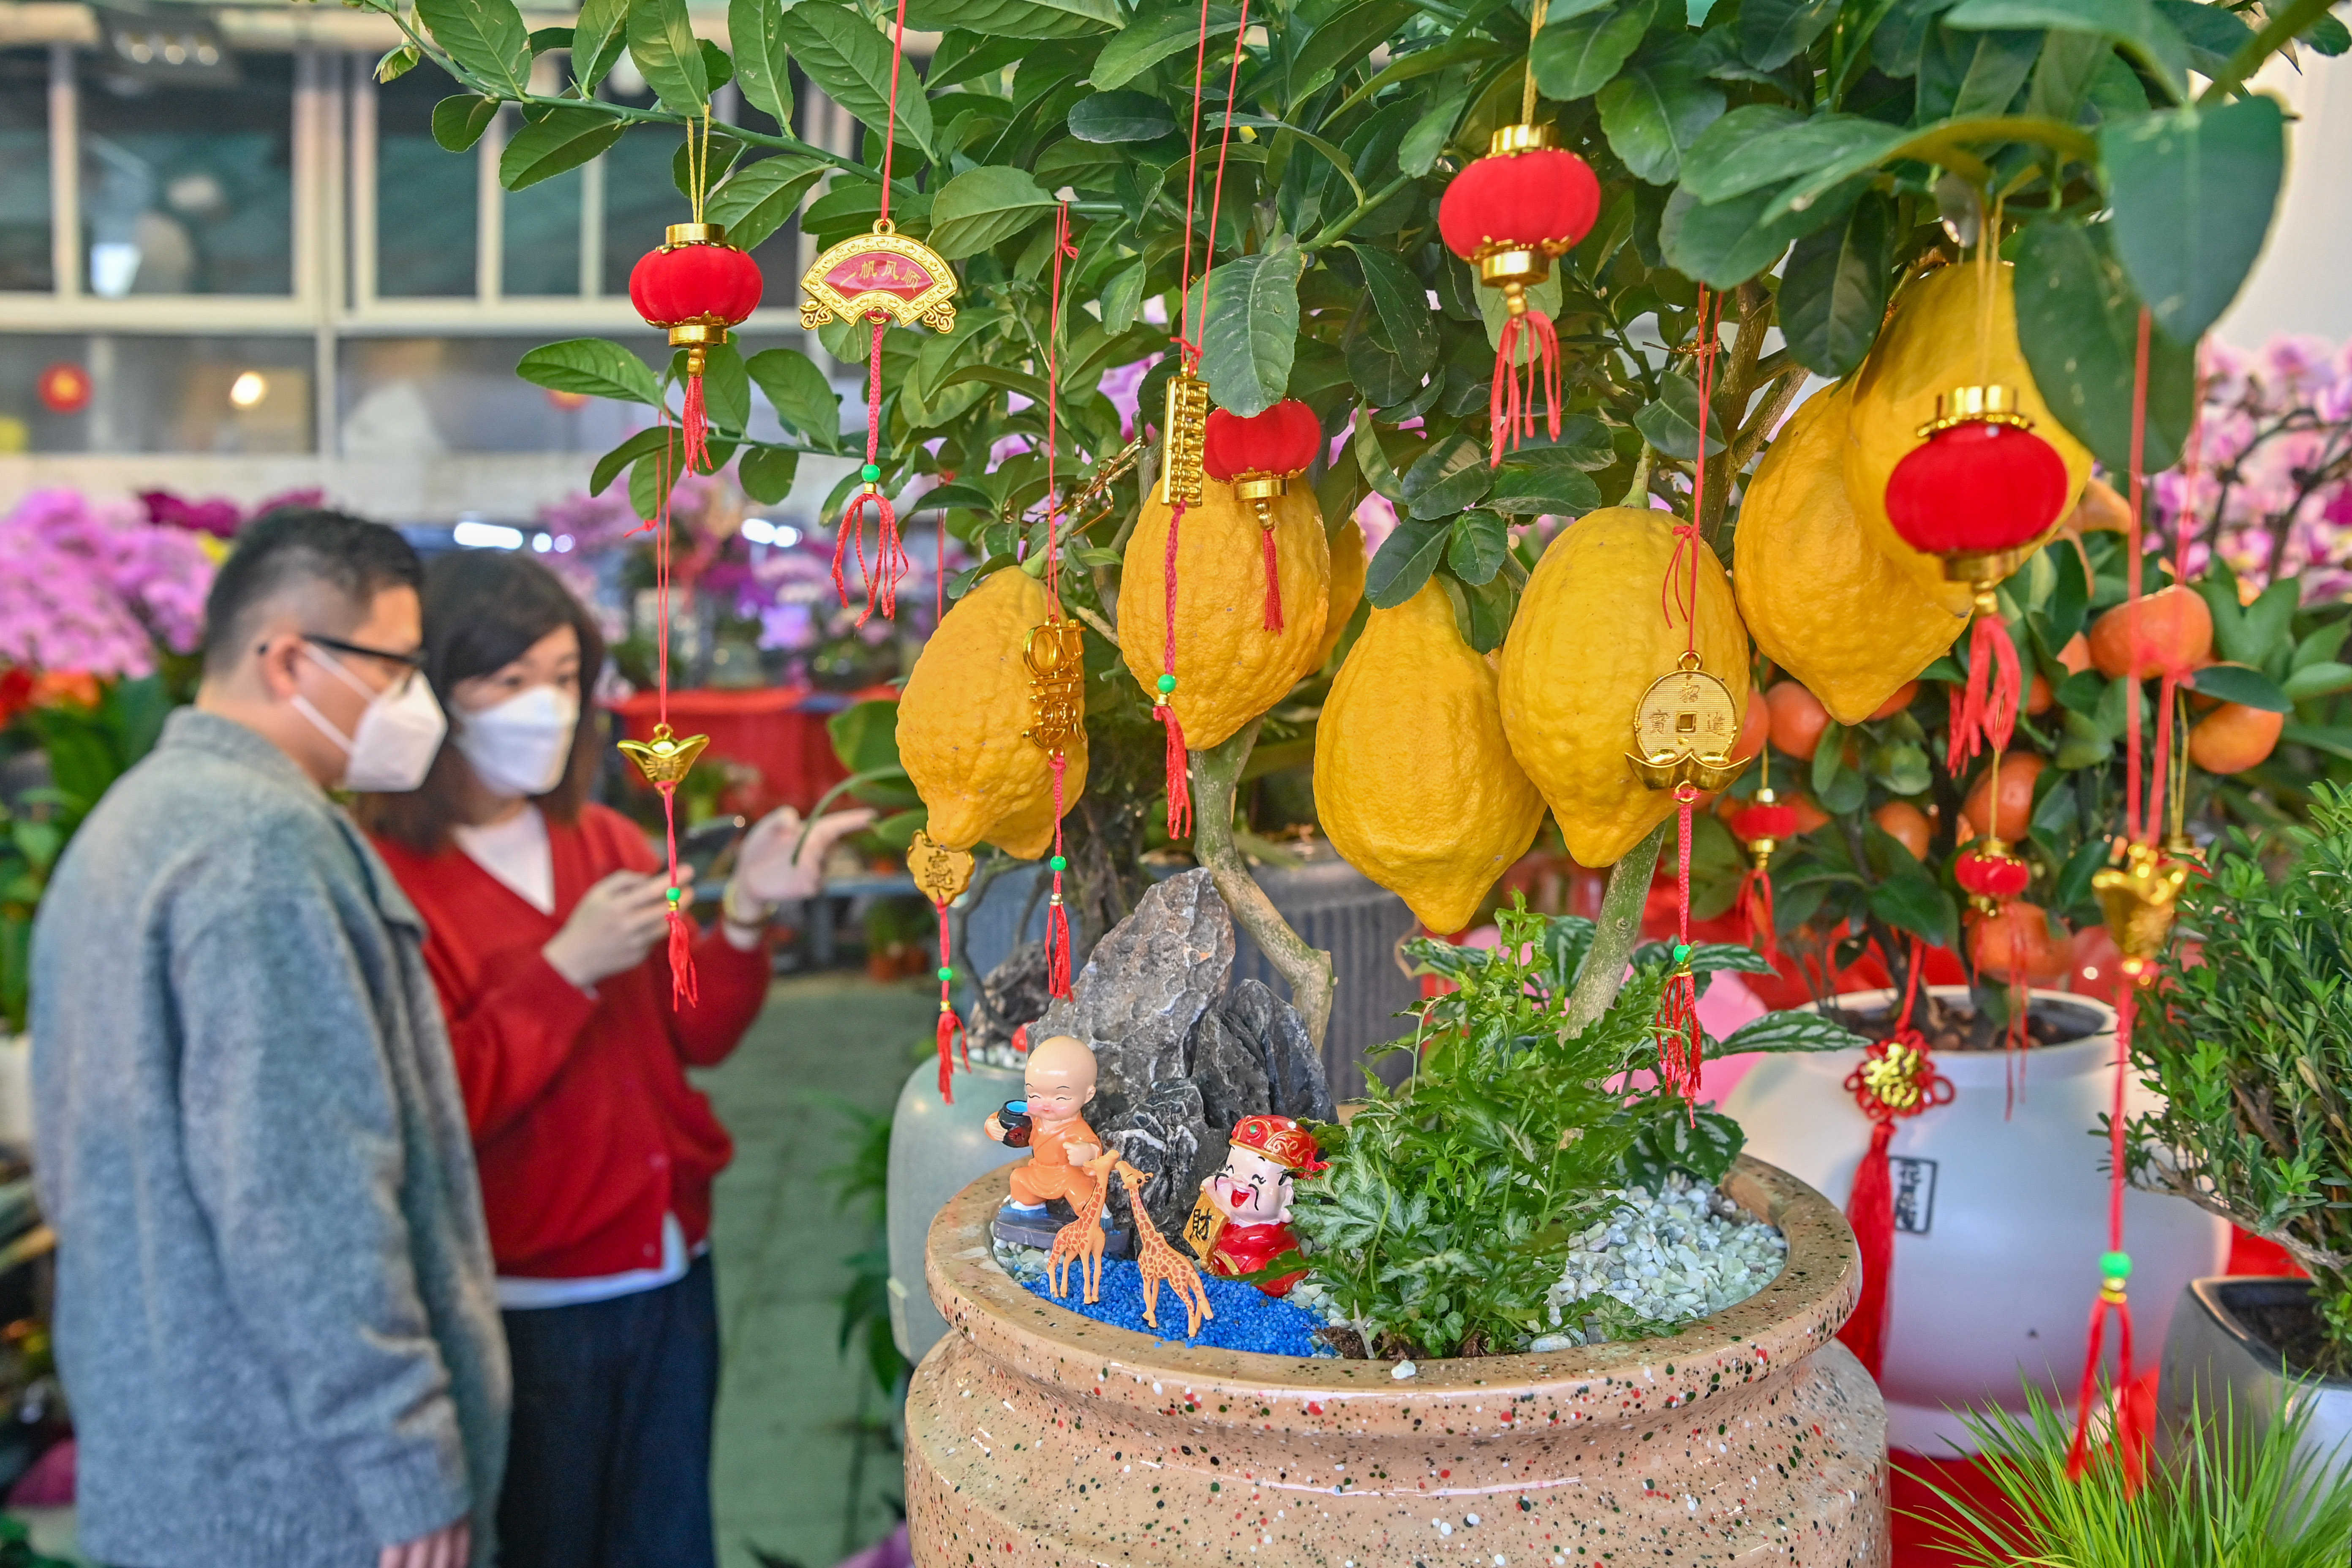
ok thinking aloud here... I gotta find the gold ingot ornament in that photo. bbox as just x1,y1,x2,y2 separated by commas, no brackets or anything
1022,617,1086,754
617,722,709,788
906,830,977,908
1627,651,1742,793
1158,371,1211,507
799,221,958,334
2092,839,2191,983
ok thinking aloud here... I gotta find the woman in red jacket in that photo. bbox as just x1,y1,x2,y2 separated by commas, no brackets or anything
358,552,868,1568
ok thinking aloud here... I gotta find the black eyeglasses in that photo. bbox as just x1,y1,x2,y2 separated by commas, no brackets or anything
302,633,427,670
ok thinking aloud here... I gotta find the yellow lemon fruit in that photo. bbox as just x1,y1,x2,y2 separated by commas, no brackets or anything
896,566,1088,859
1118,485,1330,750
1315,581,1545,933
1735,383,1969,726
1308,516,1367,675
1844,261,2091,598
1498,507,1750,868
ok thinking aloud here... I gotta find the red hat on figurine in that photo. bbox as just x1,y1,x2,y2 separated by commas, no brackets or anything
1229,1115,1326,1175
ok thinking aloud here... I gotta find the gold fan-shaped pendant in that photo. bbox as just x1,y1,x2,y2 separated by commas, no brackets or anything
617,722,709,788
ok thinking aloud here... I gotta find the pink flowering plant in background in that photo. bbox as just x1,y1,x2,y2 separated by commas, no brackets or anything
0,489,215,680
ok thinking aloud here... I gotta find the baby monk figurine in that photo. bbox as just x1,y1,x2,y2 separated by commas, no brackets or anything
1183,1115,1326,1296
985,1034,1102,1217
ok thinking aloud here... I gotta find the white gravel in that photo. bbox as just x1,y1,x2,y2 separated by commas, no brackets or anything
1529,1175,1788,1350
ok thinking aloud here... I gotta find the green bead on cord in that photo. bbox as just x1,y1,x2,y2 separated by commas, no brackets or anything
1049,855,1068,871
666,887,683,905
1156,674,1177,694
936,966,955,983
1672,942,1693,963
2100,1251,2133,1282
860,463,882,483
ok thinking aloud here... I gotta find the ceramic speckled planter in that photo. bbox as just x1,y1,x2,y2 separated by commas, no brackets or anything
906,1156,1888,1566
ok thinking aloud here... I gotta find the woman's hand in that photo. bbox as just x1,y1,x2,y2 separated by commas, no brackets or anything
543,868,687,989
722,805,879,925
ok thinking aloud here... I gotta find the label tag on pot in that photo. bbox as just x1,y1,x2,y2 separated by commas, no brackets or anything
1891,1156,1938,1235
1181,1191,1228,1262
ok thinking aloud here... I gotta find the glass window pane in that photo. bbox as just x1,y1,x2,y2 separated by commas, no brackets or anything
727,97,803,302
375,65,478,298
78,51,294,297
339,334,658,455
0,50,52,292
599,111,690,297
0,333,311,452
502,152,581,297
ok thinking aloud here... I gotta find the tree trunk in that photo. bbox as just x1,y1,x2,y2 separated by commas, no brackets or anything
1189,718,1338,1051
1564,819,1669,1033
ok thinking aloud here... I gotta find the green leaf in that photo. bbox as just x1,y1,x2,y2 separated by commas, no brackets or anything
1719,1009,1869,1054
706,156,827,250
2012,221,2196,475
1350,245,1438,380
2154,0,2254,77
376,45,421,83
572,0,631,90
1867,864,1959,950
1487,448,1603,515
746,347,842,444
498,106,626,191
1531,0,1654,101
698,37,735,93
739,445,800,505
1364,518,1451,608
625,0,711,114
1068,90,1177,142
1659,178,1843,290
431,94,500,154
2284,723,2352,762
1779,190,1891,378
1632,372,1729,462
1617,1102,1745,1190
1290,0,1418,98
2303,11,2352,56
1441,566,1514,653
518,338,661,405
1397,82,1472,177
2191,662,2293,714
528,25,573,53
672,130,746,200
589,426,673,495
677,341,751,434
1402,433,1492,521
2285,662,2352,702
1944,0,2187,101
1090,2,1239,89
1916,22,2042,122
1352,407,1407,501
414,0,533,98
1447,510,1509,585
1199,237,1305,418
928,165,1056,258
904,0,1123,38
2217,578,2298,667
1100,257,1148,333
2102,95,2286,342
1596,43,1725,185
1681,110,1898,204
728,0,794,125
778,2,937,157
1737,0,1838,71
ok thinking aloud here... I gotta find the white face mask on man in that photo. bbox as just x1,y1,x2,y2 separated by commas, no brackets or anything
292,642,449,792
452,685,579,798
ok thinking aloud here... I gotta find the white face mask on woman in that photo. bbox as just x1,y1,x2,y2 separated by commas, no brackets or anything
293,643,449,792
452,685,579,798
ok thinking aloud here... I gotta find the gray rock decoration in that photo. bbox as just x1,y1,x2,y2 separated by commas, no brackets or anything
988,869,1335,1236
969,940,1051,1054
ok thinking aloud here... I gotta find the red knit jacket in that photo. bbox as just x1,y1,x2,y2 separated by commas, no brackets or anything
371,803,769,1279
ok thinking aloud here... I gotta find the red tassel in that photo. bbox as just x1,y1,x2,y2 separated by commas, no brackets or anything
1736,866,1779,965
1260,524,1284,632
934,905,964,1102
832,489,909,628
2067,986,2148,1490
659,783,697,1007
1047,752,1074,997
1950,613,2022,775
1838,1120,1897,1378
1157,705,1191,839
681,371,710,475
1650,796,1703,1102
1488,309,1563,466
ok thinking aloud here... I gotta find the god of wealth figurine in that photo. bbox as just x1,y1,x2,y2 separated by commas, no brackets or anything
1182,1115,1326,1296
983,1035,1102,1216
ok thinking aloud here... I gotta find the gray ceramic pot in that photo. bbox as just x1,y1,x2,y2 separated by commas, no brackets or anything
886,1058,1025,1366
2158,1276,2352,1475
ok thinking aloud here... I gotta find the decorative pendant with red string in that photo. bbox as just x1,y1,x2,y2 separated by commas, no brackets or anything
1023,617,1086,998
1628,653,1740,1100
629,220,763,476
909,830,977,1102
1204,399,1319,632
616,722,710,1004
1837,959,1954,1380
1149,369,1213,838
1727,784,1798,964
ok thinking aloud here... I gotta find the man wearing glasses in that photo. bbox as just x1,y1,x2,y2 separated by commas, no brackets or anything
31,509,507,1568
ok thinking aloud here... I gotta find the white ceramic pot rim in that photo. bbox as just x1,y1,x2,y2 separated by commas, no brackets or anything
1792,985,2121,1087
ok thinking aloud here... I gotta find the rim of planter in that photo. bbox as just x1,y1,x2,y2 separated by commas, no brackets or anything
923,1153,1859,1433
1806,984,2119,1086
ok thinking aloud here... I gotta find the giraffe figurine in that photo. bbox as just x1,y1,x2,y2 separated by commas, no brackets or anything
1045,1149,1123,1306
1119,1164,1215,1339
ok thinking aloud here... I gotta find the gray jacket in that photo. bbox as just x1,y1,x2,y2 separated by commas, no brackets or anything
31,709,508,1568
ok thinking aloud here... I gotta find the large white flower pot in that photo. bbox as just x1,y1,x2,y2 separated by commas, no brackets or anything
1721,986,2229,1456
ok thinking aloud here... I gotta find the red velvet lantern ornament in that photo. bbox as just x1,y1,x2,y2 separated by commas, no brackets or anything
1205,399,1322,631
1885,384,2071,776
1955,838,2032,913
1728,786,1800,963
1439,124,1601,466
629,222,764,474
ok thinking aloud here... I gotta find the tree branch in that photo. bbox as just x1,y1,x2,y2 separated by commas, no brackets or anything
1565,819,1669,1033
1191,718,1338,1050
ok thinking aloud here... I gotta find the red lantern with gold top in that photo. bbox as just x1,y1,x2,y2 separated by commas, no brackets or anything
1439,124,1601,466
1205,399,1323,631
629,222,764,474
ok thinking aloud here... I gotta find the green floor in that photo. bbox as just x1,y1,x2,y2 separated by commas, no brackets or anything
703,971,931,1568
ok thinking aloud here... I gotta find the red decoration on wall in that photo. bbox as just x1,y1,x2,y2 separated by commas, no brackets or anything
37,362,90,414
1205,399,1322,631
629,224,764,474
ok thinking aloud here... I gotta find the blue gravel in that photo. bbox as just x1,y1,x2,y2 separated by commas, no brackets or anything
1016,1256,1333,1356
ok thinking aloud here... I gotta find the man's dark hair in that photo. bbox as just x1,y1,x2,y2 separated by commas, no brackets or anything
354,550,607,852
200,508,423,673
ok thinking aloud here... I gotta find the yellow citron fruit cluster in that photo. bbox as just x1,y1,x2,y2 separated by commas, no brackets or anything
1843,260,2091,599
1499,507,1750,868
1309,516,1367,675
1735,382,1969,725
896,566,1088,860
1119,485,1331,749
1316,580,1545,933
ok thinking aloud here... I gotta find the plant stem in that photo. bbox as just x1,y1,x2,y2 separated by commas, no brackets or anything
1191,718,1338,1051
2202,0,2338,103
1619,444,1653,508
1564,819,1669,1033
1304,174,1416,250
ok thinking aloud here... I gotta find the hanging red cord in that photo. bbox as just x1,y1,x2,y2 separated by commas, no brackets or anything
1039,204,1082,997
1838,939,1953,1378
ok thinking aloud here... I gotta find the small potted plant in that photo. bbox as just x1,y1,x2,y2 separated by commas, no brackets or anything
2130,782,2352,1474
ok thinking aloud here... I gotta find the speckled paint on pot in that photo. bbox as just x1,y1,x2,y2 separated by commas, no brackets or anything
907,1155,1888,1566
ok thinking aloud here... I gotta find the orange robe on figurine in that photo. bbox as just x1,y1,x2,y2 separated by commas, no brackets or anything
985,1035,1104,1211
